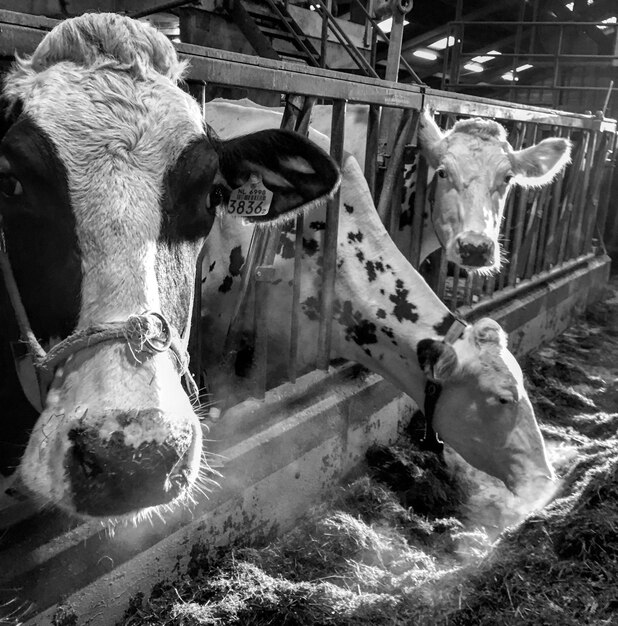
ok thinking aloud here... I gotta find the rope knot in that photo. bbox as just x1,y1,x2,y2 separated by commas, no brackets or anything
124,311,172,355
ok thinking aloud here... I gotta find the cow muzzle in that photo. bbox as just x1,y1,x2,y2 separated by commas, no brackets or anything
454,232,496,268
66,408,201,517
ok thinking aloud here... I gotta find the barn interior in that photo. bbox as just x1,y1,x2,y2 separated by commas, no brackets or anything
0,1,616,624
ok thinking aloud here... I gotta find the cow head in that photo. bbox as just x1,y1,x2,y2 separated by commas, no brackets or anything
419,110,571,272
418,318,554,496
0,14,339,520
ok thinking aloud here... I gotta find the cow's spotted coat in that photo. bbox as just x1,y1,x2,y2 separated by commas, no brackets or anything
200,117,554,494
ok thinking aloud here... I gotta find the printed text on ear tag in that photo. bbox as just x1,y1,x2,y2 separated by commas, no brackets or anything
227,175,273,217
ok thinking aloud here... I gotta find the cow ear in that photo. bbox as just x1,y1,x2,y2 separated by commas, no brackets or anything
417,339,458,381
510,137,571,187
216,129,341,224
471,318,508,351
418,109,445,169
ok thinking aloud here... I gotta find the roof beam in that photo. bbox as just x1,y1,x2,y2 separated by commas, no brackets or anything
400,0,522,52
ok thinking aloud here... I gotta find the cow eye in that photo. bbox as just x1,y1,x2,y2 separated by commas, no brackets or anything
504,174,513,185
498,396,512,405
0,173,23,198
208,184,228,210
437,168,447,179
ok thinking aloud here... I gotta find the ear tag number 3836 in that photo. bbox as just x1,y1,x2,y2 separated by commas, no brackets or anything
227,175,273,217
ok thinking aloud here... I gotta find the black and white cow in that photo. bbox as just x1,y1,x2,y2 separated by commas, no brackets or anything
0,13,339,520
199,114,555,498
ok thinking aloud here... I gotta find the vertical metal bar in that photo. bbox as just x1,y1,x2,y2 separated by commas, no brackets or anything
377,109,418,225
543,127,569,270
320,0,330,67
288,212,304,383
532,183,552,276
581,131,610,254
364,104,380,197
567,130,595,259
317,99,346,370
557,133,588,264
409,153,428,269
247,94,312,398
296,96,317,135
598,133,618,246
384,8,405,82
287,96,317,382
507,123,536,286
511,0,526,102
507,188,531,287
552,24,564,107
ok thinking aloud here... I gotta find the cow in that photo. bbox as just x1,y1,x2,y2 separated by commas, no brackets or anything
212,99,571,272
0,13,340,520
199,124,555,498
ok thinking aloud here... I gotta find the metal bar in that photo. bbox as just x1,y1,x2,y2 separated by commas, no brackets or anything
556,133,588,265
409,153,428,268
3,19,613,130
459,252,598,321
498,122,525,290
288,96,316,382
317,99,346,370
553,25,564,108
506,124,536,286
518,187,543,278
568,130,595,260
364,104,380,197
129,0,197,19
383,6,405,82
597,133,618,245
532,181,553,276
448,19,618,26
543,129,569,270
581,131,611,255
288,212,304,383
320,0,330,67
376,109,418,225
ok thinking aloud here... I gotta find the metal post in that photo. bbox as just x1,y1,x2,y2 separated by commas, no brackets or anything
376,109,418,225
317,99,346,370
409,151,428,269
320,0,330,67
364,104,380,197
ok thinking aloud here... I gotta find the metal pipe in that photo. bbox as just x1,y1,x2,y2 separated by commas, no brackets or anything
129,0,198,19
288,212,304,383
409,152,428,268
364,104,380,197
317,99,346,370
320,0,330,67
376,109,417,225
459,253,598,321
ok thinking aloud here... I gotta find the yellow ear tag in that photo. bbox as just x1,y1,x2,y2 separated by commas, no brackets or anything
227,174,273,217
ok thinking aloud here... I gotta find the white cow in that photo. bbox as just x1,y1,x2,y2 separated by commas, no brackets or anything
201,102,554,496
307,102,571,271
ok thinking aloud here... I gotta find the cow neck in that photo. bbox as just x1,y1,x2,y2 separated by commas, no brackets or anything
331,156,466,403
0,220,196,411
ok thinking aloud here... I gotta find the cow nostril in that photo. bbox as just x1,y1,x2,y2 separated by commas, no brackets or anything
68,428,104,479
65,420,194,517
